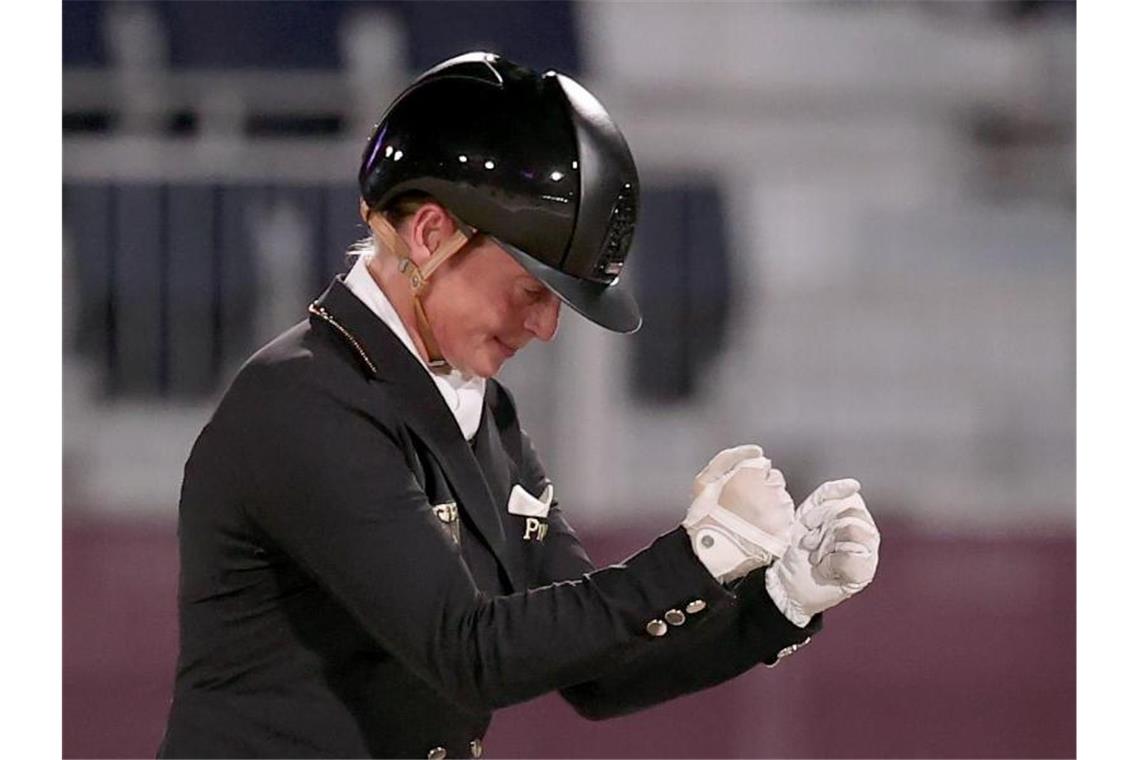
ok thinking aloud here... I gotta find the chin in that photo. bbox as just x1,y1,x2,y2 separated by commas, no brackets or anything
451,351,501,379
473,339,514,378
475,355,504,378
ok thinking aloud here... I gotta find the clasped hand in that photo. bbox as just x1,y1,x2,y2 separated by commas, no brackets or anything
683,446,880,624
682,445,795,583
765,479,880,626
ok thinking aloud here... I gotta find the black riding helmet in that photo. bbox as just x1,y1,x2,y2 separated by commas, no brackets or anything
358,52,642,334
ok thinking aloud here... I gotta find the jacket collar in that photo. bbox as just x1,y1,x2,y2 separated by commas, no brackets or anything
309,276,521,590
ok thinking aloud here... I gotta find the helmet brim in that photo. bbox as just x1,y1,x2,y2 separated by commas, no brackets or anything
494,237,642,334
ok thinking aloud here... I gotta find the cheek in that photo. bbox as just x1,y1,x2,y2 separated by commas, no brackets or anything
432,291,503,363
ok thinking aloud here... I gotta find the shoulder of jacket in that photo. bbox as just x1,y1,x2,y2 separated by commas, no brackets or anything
220,321,399,426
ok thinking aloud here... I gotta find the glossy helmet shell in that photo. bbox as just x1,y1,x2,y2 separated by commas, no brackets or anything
358,52,641,333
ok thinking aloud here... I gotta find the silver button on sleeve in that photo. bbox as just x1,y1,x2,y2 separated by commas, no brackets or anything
646,619,668,637
765,636,812,668
664,609,686,626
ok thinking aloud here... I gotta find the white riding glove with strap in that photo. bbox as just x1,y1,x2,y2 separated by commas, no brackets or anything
683,445,796,584
765,478,881,627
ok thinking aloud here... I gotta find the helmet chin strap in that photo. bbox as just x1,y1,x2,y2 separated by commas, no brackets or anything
368,212,473,374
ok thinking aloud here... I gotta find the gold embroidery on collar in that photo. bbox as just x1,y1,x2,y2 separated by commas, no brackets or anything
308,302,379,376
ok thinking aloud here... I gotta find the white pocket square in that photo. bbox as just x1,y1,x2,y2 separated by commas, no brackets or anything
507,483,554,518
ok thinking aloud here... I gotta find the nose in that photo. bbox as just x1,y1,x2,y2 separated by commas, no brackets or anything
525,296,560,342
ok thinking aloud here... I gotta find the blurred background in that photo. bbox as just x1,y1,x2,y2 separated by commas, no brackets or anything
62,1,1075,757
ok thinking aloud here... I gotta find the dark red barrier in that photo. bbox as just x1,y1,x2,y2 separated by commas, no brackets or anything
63,516,1074,758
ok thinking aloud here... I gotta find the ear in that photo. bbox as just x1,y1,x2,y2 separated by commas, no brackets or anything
407,202,457,265
358,198,371,223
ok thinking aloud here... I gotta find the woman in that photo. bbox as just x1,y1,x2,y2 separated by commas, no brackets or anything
158,52,879,759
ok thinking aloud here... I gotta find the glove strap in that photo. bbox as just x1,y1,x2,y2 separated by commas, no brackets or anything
691,524,773,583
706,503,790,558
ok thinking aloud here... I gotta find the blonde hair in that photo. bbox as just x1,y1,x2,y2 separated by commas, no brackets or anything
346,235,378,260
350,191,434,260
346,190,430,262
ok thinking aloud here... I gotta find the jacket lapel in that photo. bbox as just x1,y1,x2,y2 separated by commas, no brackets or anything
469,404,529,585
470,407,515,515
310,276,521,591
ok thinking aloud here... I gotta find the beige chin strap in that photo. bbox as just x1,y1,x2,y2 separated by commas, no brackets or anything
369,212,473,373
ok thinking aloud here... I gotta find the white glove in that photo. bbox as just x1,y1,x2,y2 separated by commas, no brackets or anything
765,479,881,627
683,445,796,583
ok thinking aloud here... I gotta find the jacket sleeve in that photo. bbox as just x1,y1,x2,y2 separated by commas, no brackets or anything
237,366,733,716
513,429,822,720
553,515,821,719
